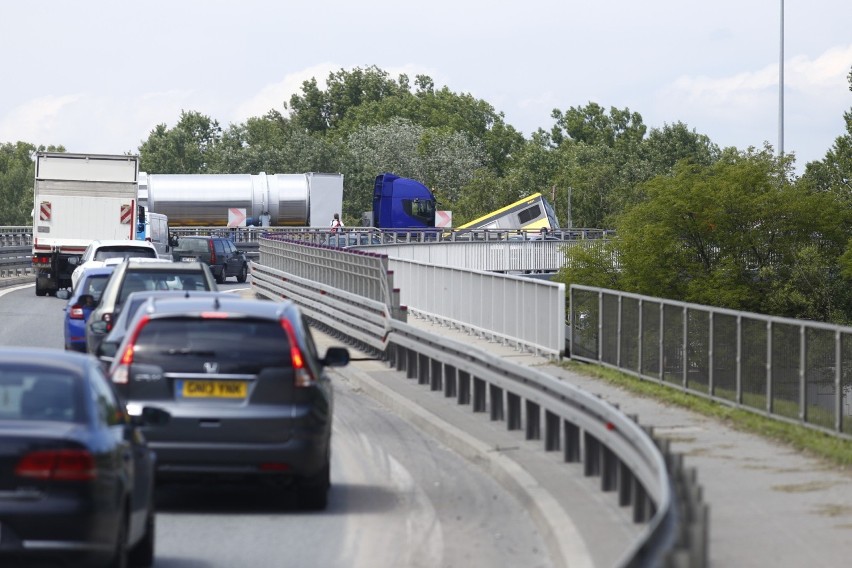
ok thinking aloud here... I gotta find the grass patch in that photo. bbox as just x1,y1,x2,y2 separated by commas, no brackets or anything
559,360,852,469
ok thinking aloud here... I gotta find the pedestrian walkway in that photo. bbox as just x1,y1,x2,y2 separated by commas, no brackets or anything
339,314,852,568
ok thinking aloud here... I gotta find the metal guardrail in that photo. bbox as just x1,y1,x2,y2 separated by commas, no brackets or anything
0,245,33,282
251,242,708,568
570,285,852,439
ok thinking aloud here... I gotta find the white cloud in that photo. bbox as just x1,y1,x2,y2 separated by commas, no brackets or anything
231,63,339,123
661,43,852,119
0,94,82,146
787,44,852,94
652,42,852,167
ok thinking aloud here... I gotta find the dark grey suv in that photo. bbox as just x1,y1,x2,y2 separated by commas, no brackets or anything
107,295,349,510
171,236,249,284
84,259,218,357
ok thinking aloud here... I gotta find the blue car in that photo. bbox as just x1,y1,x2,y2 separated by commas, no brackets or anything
63,265,115,352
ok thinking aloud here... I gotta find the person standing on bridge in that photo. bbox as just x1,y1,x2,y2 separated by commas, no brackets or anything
330,213,344,233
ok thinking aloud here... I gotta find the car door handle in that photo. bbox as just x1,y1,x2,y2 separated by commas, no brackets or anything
199,419,221,428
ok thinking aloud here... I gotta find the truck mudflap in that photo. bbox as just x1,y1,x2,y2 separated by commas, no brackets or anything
33,251,79,297
35,272,56,297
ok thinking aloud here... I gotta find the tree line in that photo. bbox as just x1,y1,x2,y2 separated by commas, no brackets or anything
2,64,851,323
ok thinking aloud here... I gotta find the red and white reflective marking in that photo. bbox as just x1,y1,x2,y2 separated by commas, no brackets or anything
40,201,51,221
120,204,132,224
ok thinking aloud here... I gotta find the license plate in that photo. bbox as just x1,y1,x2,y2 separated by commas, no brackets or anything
180,257,198,263
179,380,247,398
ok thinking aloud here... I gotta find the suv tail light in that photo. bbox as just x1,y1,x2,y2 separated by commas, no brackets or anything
280,319,315,387
101,312,114,332
208,239,216,265
112,314,151,385
16,449,96,481
69,304,85,320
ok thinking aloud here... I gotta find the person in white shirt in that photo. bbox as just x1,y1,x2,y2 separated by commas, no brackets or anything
330,213,344,232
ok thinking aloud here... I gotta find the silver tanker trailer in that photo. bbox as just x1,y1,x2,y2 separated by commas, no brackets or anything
138,172,343,227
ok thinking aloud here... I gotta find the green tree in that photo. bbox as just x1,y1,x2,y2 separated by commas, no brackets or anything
545,103,659,228
550,102,646,149
558,146,852,321
288,66,408,134
339,81,524,176
213,110,342,174
801,111,852,196
801,65,852,195
643,121,720,175
452,169,517,225
139,110,222,173
0,142,38,225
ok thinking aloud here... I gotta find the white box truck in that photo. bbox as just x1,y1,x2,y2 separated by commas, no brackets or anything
31,152,140,296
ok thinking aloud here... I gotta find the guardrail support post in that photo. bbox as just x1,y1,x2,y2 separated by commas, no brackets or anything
457,371,471,405
443,365,457,398
545,411,560,451
490,385,504,421
584,433,601,477
430,359,442,391
473,377,487,412
507,392,522,431
525,400,541,440
417,353,429,385
564,422,581,462
601,445,618,491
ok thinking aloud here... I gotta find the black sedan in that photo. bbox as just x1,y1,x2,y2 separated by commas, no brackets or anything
0,348,167,567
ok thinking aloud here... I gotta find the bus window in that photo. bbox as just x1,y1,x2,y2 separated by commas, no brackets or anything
518,205,542,225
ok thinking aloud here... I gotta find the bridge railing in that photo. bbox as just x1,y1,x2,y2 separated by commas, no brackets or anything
0,235,32,283
570,285,852,439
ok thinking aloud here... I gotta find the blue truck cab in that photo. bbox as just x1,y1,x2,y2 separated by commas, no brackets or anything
372,173,437,229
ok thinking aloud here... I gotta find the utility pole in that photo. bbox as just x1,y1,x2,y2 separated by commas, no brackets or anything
779,0,785,156
566,185,573,229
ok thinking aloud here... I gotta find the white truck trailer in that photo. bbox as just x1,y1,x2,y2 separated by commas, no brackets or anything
31,152,140,296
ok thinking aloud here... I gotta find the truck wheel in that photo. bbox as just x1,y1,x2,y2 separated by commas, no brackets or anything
237,264,248,283
35,281,47,297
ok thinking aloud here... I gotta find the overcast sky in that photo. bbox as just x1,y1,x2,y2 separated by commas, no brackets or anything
2,1,850,174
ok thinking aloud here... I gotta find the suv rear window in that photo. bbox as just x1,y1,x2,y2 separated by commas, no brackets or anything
132,319,291,370
176,239,210,253
94,246,158,260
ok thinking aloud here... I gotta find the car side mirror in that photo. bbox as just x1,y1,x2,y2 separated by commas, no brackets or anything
90,320,108,334
322,346,350,368
99,341,118,358
127,404,171,427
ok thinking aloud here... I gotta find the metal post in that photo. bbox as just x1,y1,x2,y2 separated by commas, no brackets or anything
779,0,785,156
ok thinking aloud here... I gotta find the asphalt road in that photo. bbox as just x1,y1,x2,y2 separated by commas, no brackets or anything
0,282,556,568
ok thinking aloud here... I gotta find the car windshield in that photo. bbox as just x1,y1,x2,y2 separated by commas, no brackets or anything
0,370,81,422
93,246,157,261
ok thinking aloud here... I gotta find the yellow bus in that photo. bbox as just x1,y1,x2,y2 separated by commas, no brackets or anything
457,193,559,231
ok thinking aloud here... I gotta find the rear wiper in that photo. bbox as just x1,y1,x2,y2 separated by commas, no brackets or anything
164,348,217,357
